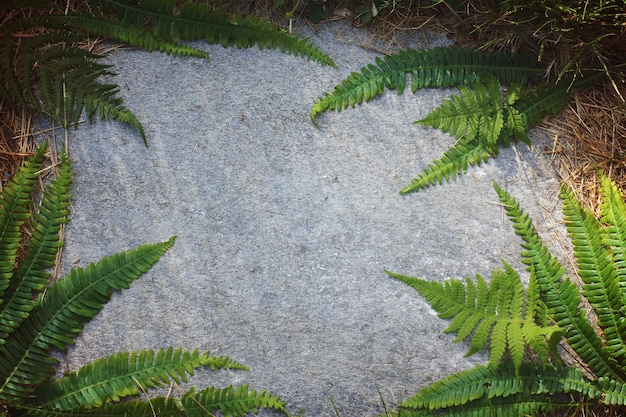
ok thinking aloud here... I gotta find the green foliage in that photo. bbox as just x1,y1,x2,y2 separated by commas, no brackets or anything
310,46,542,121
387,175,626,415
397,362,598,416
311,44,609,193
0,145,287,416
400,77,573,193
415,77,528,150
495,178,626,383
88,0,336,66
387,261,561,371
1,1,335,146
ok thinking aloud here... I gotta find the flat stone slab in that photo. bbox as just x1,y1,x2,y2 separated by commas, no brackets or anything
54,21,566,416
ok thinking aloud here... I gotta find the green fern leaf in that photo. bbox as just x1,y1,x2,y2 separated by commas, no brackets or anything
386,260,558,372
400,364,492,410
513,80,572,129
400,77,584,194
33,348,248,410
0,147,72,346
28,385,288,417
0,16,148,145
399,137,492,194
403,77,578,195
596,377,626,405
397,179,626,416
522,270,562,362
399,362,597,416
311,47,541,121
399,393,566,417
499,86,531,147
91,0,335,67
0,145,48,309
83,88,147,145
65,14,210,59
404,75,554,194
494,182,626,382
503,105,530,146
0,237,176,401
181,385,287,417
561,184,626,361
598,174,626,297
4,0,334,145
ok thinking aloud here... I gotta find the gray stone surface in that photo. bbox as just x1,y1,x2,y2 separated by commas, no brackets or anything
52,21,568,416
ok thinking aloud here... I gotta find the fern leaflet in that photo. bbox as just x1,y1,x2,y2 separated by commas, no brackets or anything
399,137,492,194
416,76,506,149
597,377,626,405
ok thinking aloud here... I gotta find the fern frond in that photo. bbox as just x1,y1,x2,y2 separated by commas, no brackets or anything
399,392,572,417
399,362,591,414
494,182,626,382
386,261,558,371
561,184,626,363
405,77,578,194
177,385,287,417
64,14,210,59
0,237,176,402
416,77,535,149
400,364,493,410
33,348,248,410
90,0,335,67
0,147,71,345
399,137,492,194
0,16,148,145
311,47,541,121
598,173,626,296
24,385,287,417
0,144,48,308
83,87,146,145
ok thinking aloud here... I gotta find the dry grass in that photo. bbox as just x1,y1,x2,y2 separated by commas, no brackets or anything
0,108,37,190
541,81,626,213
